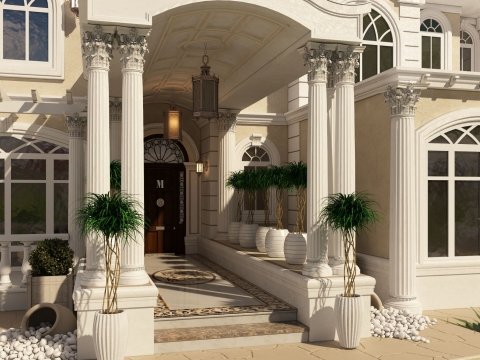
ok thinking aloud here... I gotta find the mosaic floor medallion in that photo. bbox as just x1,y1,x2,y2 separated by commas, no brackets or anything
153,269,216,285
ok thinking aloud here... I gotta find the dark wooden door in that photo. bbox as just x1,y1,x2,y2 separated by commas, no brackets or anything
144,163,186,254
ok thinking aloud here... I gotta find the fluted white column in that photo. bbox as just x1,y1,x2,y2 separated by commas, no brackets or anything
65,113,86,266
302,43,332,277
119,28,150,286
110,98,122,161
331,48,360,275
217,110,238,235
384,85,422,313
81,25,112,287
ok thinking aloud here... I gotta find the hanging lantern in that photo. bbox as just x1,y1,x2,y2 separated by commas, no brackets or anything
165,107,181,140
192,49,219,119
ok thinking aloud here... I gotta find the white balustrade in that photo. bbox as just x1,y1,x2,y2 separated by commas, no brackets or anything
0,242,12,288
21,241,33,285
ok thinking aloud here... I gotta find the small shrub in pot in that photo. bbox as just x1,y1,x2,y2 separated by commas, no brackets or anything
29,239,74,276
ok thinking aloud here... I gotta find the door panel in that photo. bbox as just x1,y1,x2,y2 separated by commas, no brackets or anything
144,164,186,254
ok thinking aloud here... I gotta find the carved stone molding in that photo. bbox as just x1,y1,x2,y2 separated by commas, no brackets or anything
217,110,238,133
65,113,87,138
332,47,360,84
118,28,148,72
384,84,421,117
82,25,113,70
303,44,331,83
109,97,122,123
0,113,18,132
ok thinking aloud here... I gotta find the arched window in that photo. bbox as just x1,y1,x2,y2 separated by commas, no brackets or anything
460,30,474,72
358,9,394,81
242,146,270,212
421,19,443,69
0,135,69,236
427,124,480,257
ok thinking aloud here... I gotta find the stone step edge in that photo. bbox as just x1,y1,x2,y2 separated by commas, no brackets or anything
155,309,297,322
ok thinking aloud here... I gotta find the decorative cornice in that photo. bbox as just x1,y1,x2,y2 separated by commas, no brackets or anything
65,113,87,138
118,28,148,72
303,44,331,83
384,84,421,117
332,47,360,85
217,110,238,133
82,25,113,70
109,97,121,123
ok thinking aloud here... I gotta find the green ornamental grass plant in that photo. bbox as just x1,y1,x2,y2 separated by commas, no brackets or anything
226,170,244,222
110,160,121,192
454,308,480,332
270,165,291,230
256,167,273,227
287,162,307,233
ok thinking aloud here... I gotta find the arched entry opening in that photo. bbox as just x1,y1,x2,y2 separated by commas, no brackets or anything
144,135,189,254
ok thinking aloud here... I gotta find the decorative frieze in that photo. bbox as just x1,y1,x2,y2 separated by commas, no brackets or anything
332,47,360,84
82,25,113,70
118,28,148,72
65,113,86,138
303,44,331,83
384,84,421,116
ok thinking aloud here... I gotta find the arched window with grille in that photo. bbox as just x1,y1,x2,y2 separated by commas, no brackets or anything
421,18,443,69
460,30,474,72
242,146,270,213
357,9,394,82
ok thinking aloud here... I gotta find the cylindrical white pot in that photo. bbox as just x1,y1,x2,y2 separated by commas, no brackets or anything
284,232,307,264
238,223,259,248
228,222,242,244
334,294,362,349
255,226,271,252
93,310,128,360
265,228,288,258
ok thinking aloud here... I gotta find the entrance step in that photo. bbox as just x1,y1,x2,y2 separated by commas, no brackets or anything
154,321,309,353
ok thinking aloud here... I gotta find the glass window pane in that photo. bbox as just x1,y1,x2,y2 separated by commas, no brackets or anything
428,151,448,176
34,140,57,153
0,137,25,152
53,147,68,154
461,48,472,71
428,181,448,257
455,152,480,177
381,30,393,43
0,184,4,234
422,36,430,68
430,135,449,144
3,10,26,60
29,12,48,62
11,159,46,180
380,46,393,72
375,16,390,39
30,0,48,7
445,129,463,143
459,134,476,144
362,45,378,80
54,160,68,180
11,251,23,267
455,181,480,256
363,14,372,33
364,25,376,41
432,37,441,69
54,183,68,233
14,145,39,153
256,189,265,211
4,0,25,5
11,183,45,234
0,159,4,180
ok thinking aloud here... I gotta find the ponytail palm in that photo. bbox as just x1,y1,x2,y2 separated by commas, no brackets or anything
270,165,291,229
287,162,307,233
78,192,143,314
226,171,244,222
320,193,378,297
256,167,273,226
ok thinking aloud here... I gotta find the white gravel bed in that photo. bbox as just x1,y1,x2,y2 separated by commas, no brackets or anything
370,306,437,343
0,326,76,360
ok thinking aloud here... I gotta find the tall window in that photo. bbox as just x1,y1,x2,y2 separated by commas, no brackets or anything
427,125,480,257
460,30,474,72
357,9,394,82
421,19,443,69
242,146,270,212
0,136,68,237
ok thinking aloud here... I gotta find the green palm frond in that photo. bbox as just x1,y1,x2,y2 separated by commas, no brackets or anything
454,308,480,332
110,160,121,192
287,162,307,190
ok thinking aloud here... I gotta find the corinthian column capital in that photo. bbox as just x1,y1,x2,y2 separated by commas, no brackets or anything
303,43,331,82
118,28,149,72
217,110,238,133
65,113,86,138
82,25,113,70
384,84,421,117
332,47,360,84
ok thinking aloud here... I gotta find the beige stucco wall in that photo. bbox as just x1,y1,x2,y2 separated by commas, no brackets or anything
235,124,288,164
242,86,288,114
299,120,308,163
355,93,390,259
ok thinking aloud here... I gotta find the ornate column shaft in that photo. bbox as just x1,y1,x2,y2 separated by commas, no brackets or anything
302,44,332,277
119,28,150,285
384,85,422,313
331,48,360,274
217,110,238,235
110,98,122,161
65,113,87,266
81,25,112,287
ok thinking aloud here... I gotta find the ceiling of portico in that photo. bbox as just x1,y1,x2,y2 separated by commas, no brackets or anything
136,2,310,110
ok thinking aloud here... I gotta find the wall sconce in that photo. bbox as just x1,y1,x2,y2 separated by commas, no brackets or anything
165,106,181,140
196,160,208,174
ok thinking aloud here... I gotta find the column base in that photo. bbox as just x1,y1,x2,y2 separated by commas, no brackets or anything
384,296,422,314
119,268,150,286
80,269,106,288
331,262,361,276
302,261,333,277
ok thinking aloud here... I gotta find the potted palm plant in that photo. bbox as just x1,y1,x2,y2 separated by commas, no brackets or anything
284,162,307,264
77,192,144,360
265,165,290,258
226,170,244,244
255,167,273,252
320,192,378,349
238,169,259,248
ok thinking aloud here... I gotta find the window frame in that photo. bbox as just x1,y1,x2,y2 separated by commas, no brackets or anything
420,9,452,71
460,30,474,72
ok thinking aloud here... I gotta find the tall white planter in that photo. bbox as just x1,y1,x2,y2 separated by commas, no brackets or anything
93,310,128,360
238,223,259,248
228,222,241,244
284,232,307,265
334,294,362,349
265,228,288,258
255,226,271,252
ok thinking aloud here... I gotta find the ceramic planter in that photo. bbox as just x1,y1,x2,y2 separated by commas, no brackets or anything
265,228,288,258
93,310,128,360
334,294,362,349
238,223,259,248
227,222,242,244
284,232,307,264
255,226,272,252
21,303,76,336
